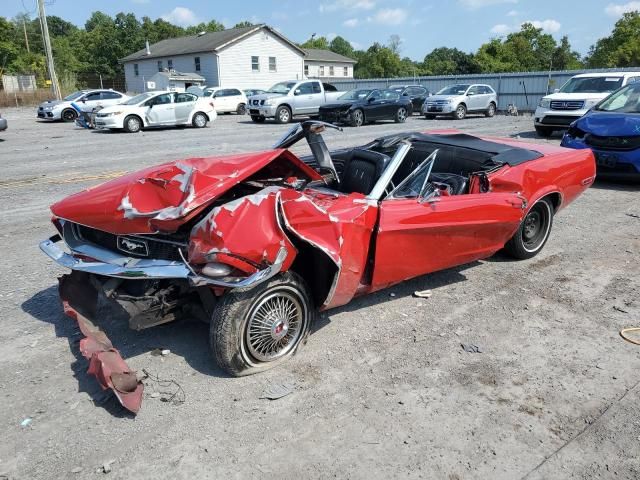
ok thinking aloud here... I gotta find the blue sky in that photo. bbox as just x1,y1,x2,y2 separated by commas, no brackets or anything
3,0,639,60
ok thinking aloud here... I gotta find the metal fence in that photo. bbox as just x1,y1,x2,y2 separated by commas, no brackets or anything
326,67,640,112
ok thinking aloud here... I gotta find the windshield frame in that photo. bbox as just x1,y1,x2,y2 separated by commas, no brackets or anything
123,92,156,106
337,89,373,101
594,82,640,113
268,82,297,94
64,91,86,101
558,76,624,94
437,84,471,96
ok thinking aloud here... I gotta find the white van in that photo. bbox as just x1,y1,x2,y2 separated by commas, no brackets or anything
534,72,640,136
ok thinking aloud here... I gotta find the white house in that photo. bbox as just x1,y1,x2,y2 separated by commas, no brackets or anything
303,49,357,80
121,25,306,93
147,71,205,92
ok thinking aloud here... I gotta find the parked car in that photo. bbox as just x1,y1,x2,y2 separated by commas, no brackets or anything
37,89,129,122
0,113,6,131
423,84,497,120
94,91,216,133
247,80,343,123
561,80,640,180
40,120,595,412
188,87,248,114
318,89,413,127
389,85,430,113
244,88,267,97
534,72,640,137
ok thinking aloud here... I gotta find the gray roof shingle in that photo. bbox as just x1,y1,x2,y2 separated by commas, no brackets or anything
303,48,356,64
121,25,306,62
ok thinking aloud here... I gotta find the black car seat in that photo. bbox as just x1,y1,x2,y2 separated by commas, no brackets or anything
339,149,390,195
429,172,468,195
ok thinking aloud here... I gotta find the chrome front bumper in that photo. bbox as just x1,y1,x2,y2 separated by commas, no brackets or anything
40,234,286,289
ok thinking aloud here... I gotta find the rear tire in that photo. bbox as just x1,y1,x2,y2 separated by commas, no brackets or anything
236,103,246,115
350,109,364,127
123,115,142,133
424,114,436,120
192,112,208,128
395,107,408,123
251,115,266,123
210,272,314,377
504,198,554,260
275,106,292,124
485,102,496,117
535,126,554,137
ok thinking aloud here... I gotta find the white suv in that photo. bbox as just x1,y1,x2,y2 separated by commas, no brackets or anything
534,72,640,136
188,86,248,114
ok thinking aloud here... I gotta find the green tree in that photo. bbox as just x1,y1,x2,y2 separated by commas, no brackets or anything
301,36,329,50
422,47,481,75
329,36,354,58
587,11,640,67
232,21,255,29
552,36,582,70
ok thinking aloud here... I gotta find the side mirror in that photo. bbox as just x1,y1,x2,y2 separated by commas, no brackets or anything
403,92,409,96
367,97,375,103
553,89,560,94
294,89,301,96
81,99,86,103
467,92,475,96
419,188,441,204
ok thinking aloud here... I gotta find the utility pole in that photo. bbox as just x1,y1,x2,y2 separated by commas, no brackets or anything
37,0,61,99
23,20,30,53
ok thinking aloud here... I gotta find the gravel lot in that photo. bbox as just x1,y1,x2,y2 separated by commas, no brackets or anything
1,109,639,480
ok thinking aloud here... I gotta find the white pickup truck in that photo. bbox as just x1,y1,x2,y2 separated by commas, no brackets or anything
247,80,343,123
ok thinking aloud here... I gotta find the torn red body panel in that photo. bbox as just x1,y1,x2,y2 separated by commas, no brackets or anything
59,272,143,414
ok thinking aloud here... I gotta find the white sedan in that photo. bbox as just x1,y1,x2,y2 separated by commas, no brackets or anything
94,91,217,133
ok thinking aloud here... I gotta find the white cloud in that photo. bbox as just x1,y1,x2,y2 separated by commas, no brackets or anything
368,8,408,25
343,18,359,27
604,1,640,16
527,19,561,33
459,0,517,9
319,0,375,13
327,32,337,41
506,9,518,16
131,0,149,4
490,23,512,34
161,7,200,26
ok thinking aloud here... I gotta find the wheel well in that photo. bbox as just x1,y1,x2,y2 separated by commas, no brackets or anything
124,114,143,126
277,104,292,112
193,111,207,120
458,102,467,109
541,192,562,212
288,238,338,308
62,108,77,117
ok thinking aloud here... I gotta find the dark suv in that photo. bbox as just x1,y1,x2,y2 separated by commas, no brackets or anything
389,85,430,114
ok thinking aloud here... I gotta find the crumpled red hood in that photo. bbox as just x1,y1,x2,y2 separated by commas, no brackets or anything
51,149,321,234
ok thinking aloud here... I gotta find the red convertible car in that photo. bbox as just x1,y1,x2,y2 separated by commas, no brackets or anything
41,121,595,413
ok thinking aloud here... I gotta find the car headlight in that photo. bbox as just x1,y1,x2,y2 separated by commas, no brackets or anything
583,99,598,109
263,99,274,106
101,111,122,117
538,98,551,108
42,105,53,111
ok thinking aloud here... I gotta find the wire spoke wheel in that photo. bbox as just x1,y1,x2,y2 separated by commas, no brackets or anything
246,290,304,362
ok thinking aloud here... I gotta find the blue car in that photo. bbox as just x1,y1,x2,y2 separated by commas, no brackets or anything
561,81,640,180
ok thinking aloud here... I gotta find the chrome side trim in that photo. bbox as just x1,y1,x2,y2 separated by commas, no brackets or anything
40,235,286,289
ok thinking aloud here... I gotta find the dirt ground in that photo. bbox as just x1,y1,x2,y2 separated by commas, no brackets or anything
0,109,639,480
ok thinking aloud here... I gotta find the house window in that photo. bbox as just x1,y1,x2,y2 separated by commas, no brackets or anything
251,56,259,71
167,59,173,70
157,60,163,72
134,64,139,76
269,56,277,72
304,64,309,76
319,65,325,76
329,66,334,76
194,57,201,72
344,66,348,76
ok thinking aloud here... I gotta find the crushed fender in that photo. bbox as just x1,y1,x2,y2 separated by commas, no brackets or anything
59,272,144,414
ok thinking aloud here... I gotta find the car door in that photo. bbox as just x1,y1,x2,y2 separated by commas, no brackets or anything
363,90,385,119
383,91,401,116
227,89,243,112
79,92,102,112
466,85,483,111
145,93,175,125
212,89,228,112
174,92,197,123
292,82,321,114
370,158,525,290
410,87,427,111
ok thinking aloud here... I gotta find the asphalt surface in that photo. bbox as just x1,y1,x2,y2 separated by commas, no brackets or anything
0,109,639,479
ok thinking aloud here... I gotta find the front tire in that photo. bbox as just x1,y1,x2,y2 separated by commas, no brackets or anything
395,107,408,123
350,109,364,127
453,104,466,120
210,272,314,376
192,112,208,128
275,106,292,124
504,198,554,260
123,115,142,133
61,108,77,122
251,115,266,123
236,103,247,115
535,126,554,137
424,114,436,120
